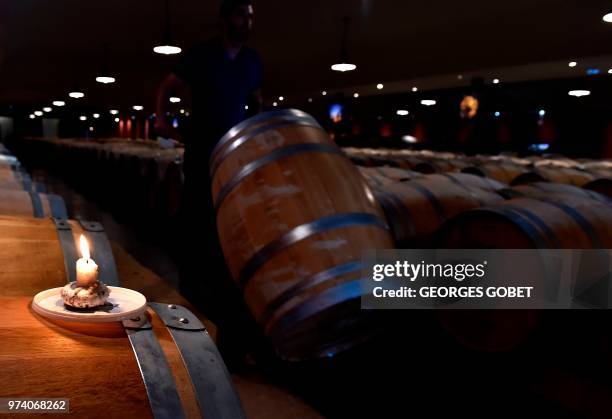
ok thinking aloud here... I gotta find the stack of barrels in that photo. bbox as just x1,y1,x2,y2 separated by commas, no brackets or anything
0,144,246,418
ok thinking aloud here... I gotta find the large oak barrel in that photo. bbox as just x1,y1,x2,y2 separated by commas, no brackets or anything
371,174,503,246
210,109,394,360
437,195,612,249
0,189,67,219
0,298,244,419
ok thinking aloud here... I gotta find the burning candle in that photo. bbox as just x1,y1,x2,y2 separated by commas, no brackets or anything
76,235,98,287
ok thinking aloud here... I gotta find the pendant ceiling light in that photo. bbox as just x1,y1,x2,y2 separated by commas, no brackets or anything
154,0,182,55
331,17,357,72
96,44,117,84
603,10,612,22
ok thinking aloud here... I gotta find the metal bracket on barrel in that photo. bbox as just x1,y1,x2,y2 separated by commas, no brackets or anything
52,218,77,284
121,313,187,419
149,302,247,419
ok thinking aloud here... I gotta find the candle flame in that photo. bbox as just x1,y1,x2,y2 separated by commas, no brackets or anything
79,235,91,260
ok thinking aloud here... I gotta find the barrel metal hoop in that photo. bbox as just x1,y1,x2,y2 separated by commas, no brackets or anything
122,316,187,419
213,109,320,158
478,207,550,249
267,279,366,359
29,191,44,218
47,194,68,219
52,218,78,284
238,213,389,290
77,220,120,286
214,143,345,211
210,118,323,178
403,182,447,222
149,303,247,419
34,182,46,193
536,199,603,248
374,188,415,244
440,173,486,206
503,205,563,248
21,178,32,192
259,261,363,329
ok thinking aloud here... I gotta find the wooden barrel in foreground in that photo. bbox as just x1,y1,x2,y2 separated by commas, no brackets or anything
0,189,68,219
372,174,503,246
211,109,394,361
0,299,244,419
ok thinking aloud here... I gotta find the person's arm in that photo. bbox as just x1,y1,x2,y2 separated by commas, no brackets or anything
155,73,189,140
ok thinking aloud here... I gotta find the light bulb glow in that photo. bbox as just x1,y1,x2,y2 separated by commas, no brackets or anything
539,109,546,117
114,117,120,123
353,93,359,98
34,111,43,116
153,45,182,55
96,76,116,84
494,111,501,117
603,12,612,23
412,87,418,92
110,110,119,115
169,97,181,103
133,105,144,111
568,61,577,68
279,96,284,101
568,90,591,97
493,78,500,84
43,107,52,113
29,114,35,119
421,99,437,106
331,63,357,72
402,135,418,144
377,83,384,90
79,116,87,121
322,91,327,96
396,110,409,116
69,92,85,99
52,101,65,107
93,113,100,119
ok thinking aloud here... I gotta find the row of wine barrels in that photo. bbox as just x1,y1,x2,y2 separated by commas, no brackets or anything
584,178,612,199
211,109,395,361
0,189,67,219
370,174,504,247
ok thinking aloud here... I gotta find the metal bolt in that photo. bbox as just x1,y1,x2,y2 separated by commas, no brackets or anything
178,318,189,324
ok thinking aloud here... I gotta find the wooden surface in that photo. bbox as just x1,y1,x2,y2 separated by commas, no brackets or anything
0,189,57,218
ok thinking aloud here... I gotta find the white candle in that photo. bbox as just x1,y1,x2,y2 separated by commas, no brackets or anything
76,235,98,287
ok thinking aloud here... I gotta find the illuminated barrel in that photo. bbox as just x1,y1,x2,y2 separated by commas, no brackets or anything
0,298,244,418
211,109,394,360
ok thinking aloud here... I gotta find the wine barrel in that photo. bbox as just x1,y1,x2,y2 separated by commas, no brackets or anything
0,189,68,219
436,195,612,352
584,178,612,199
0,298,245,419
512,167,594,187
503,182,610,204
461,163,529,185
211,109,394,361
437,195,612,249
371,175,504,247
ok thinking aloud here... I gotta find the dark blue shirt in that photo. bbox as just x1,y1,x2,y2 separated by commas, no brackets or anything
174,38,263,159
